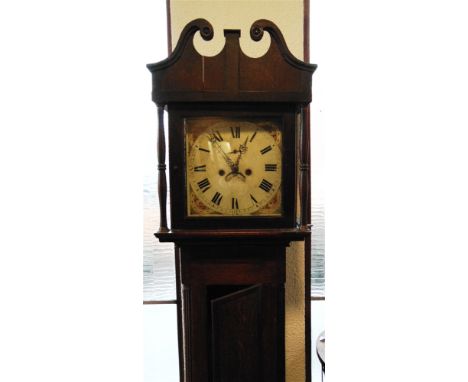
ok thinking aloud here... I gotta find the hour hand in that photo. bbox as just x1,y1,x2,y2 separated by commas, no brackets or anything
241,135,249,152
234,135,249,167
228,136,249,155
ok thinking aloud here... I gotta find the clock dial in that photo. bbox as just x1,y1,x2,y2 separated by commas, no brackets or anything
186,118,282,217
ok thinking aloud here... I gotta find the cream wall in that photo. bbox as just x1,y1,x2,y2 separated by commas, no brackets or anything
168,2,307,380
170,0,304,60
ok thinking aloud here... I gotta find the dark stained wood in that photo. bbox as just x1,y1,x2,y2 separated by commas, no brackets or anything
304,20,312,382
301,107,311,228
167,103,299,230
224,30,241,93
303,2,312,378
181,285,192,381
184,284,210,381
157,105,168,232
175,246,184,381
147,19,316,104
149,17,317,382
156,227,310,242
211,285,262,382
303,106,313,382
181,247,286,286
178,243,287,382
304,0,310,63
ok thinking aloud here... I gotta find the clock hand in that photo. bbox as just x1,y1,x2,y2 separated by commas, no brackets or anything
208,135,236,171
234,135,249,168
228,137,249,155
224,136,249,182
209,139,246,181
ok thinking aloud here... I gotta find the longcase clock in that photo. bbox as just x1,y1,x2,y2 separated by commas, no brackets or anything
147,19,316,382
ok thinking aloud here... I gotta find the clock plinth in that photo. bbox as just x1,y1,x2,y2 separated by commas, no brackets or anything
148,19,316,382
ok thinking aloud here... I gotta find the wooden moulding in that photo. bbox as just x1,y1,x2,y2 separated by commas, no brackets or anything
147,18,317,104
156,105,169,232
155,228,311,243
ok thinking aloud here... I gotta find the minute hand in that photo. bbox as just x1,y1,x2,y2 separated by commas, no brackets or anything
210,137,235,170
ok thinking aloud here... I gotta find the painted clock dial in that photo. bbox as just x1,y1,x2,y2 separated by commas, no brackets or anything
185,118,282,217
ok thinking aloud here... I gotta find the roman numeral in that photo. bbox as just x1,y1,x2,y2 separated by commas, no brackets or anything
259,179,273,193
249,130,257,142
230,126,240,138
260,145,272,155
250,194,258,204
197,178,211,193
194,165,206,172
198,147,210,153
211,130,224,142
211,191,223,206
231,197,239,209
265,164,277,172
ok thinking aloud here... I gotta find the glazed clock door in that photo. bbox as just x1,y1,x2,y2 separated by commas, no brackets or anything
168,105,298,229
185,117,282,217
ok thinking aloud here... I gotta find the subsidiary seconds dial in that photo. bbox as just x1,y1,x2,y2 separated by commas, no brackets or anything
186,119,282,216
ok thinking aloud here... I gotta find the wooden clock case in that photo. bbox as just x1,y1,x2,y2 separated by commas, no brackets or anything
168,103,297,229
148,19,316,382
